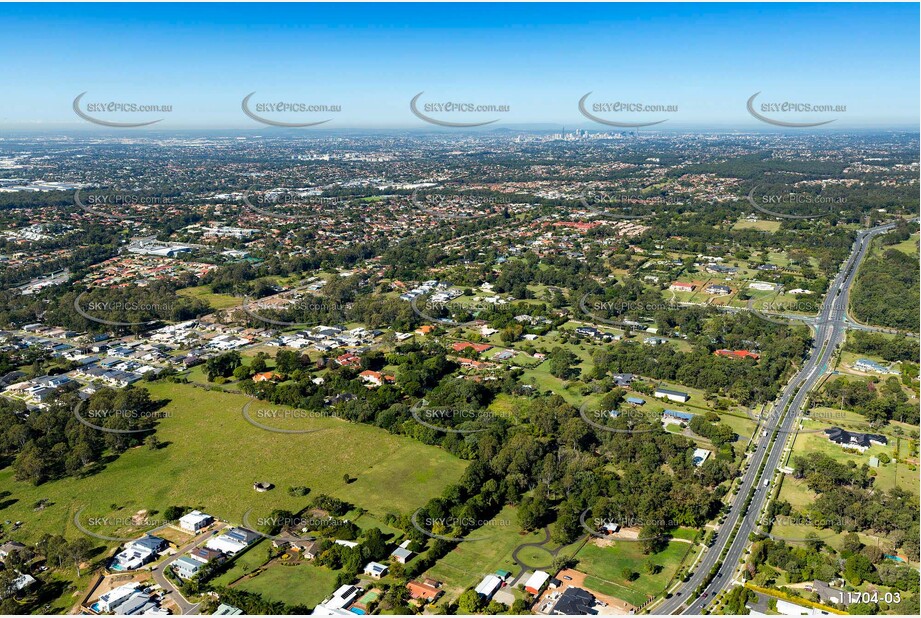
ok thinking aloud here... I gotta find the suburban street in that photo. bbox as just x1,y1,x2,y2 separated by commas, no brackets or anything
652,221,897,615
150,526,224,615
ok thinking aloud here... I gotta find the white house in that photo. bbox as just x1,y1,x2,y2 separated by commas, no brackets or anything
364,561,388,579
179,510,213,533
96,583,139,613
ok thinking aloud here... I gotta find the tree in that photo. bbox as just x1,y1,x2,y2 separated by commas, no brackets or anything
67,537,95,576
457,589,484,614
205,352,242,381
844,553,880,585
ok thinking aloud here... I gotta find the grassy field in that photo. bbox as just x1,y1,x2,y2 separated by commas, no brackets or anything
574,539,692,607
422,505,553,603
732,219,782,233
774,412,919,552
234,561,339,608
212,540,274,586
886,232,919,257
177,285,243,310
0,381,467,545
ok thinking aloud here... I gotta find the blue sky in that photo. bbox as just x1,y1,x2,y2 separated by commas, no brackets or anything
1,2,918,129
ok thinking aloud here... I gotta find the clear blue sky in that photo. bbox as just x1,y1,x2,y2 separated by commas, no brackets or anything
1,2,917,129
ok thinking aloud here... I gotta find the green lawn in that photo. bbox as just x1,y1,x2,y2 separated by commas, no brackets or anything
212,540,274,586
574,539,692,607
177,285,243,310
234,561,339,609
886,232,919,257
0,381,467,545
731,219,782,233
423,505,547,602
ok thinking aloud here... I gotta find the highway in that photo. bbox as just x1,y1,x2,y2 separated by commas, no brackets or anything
651,221,897,615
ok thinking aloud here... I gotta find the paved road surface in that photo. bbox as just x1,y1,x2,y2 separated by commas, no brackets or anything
152,526,225,614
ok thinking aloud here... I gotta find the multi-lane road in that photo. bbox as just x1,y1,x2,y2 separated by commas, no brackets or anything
652,221,898,615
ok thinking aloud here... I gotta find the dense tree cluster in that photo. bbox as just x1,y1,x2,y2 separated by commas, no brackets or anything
851,245,920,331
0,387,161,485
818,376,918,425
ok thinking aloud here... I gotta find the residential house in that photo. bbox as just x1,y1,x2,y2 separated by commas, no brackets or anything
189,547,225,565
854,358,894,374
178,510,213,533
551,587,601,615
172,556,204,580
313,585,361,614
451,342,492,354
213,603,244,615
824,427,887,452
0,541,25,561
407,579,442,602
96,583,140,613
363,561,388,579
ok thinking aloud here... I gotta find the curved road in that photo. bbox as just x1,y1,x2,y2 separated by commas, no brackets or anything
652,221,897,615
